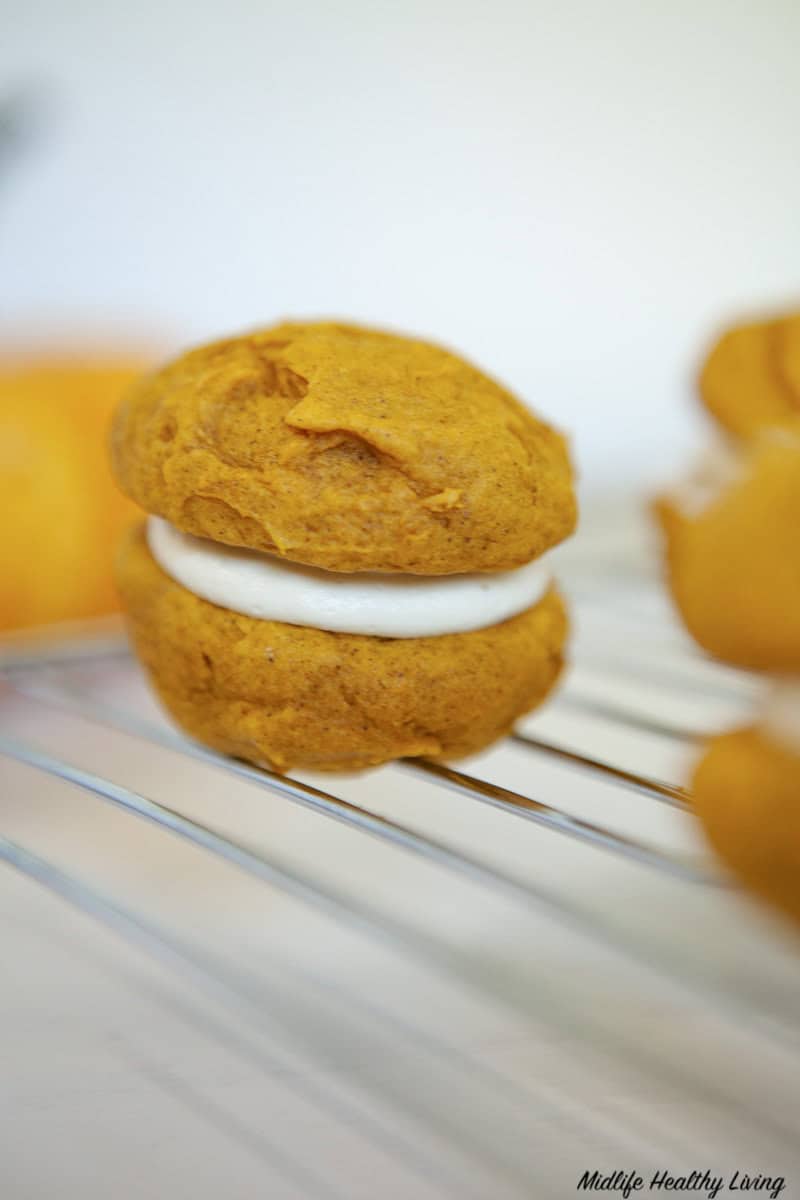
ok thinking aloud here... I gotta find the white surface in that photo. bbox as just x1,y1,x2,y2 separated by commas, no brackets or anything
2,519,800,1197
3,1,800,493
148,516,553,636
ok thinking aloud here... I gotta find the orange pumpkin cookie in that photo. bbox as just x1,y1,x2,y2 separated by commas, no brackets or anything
117,523,568,772
692,711,800,929
111,322,576,575
1,359,140,631
654,429,800,671
699,311,800,441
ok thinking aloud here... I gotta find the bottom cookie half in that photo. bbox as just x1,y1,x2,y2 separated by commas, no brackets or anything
116,523,568,772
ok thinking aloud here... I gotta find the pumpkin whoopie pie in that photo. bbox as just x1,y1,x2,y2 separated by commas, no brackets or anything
657,310,800,929
111,322,576,772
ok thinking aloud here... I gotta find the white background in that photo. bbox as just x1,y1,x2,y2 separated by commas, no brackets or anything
2,0,800,492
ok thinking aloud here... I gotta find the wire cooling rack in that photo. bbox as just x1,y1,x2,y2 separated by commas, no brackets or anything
2,508,800,1200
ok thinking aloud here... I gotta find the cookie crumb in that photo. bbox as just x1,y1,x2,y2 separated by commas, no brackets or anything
422,488,463,513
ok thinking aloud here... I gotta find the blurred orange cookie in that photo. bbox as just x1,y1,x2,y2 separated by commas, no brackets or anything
693,688,800,929
1,359,141,631
699,310,800,441
654,428,800,671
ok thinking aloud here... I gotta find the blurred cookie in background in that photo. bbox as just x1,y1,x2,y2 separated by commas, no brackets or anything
0,357,143,631
654,426,800,671
655,302,800,667
656,308,800,931
693,686,800,930
699,310,800,442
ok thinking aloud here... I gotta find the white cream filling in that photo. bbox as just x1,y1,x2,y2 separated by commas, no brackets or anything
148,517,553,638
760,679,800,754
670,438,744,518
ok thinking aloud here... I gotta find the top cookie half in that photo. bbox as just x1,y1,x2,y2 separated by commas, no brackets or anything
111,322,576,574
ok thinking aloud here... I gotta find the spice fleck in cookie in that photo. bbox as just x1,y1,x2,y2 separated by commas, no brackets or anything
112,322,576,772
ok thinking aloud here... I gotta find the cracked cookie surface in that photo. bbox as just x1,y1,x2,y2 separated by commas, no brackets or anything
117,523,568,772
111,322,576,574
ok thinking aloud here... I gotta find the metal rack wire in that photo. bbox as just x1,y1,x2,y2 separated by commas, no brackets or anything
2,536,800,1199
